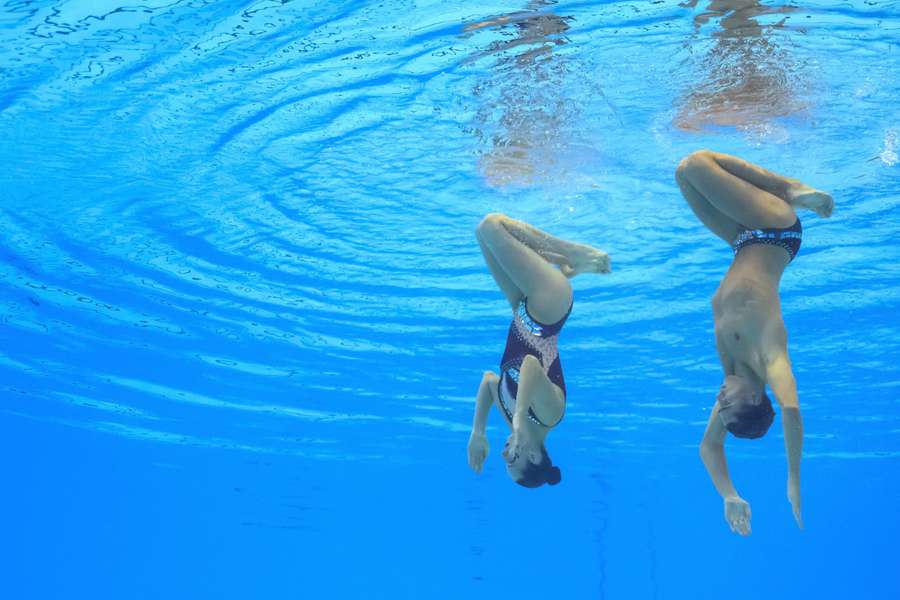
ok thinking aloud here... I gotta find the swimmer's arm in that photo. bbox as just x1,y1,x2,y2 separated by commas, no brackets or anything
766,354,801,472
702,403,753,536
515,355,564,430
699,403,740,500
472,371,498,435
512,365,536,432
766,354,804,529
468,372,498,474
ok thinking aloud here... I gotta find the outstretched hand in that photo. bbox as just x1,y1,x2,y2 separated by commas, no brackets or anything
724,495,752,536
467,431,489,474
788,478,804,530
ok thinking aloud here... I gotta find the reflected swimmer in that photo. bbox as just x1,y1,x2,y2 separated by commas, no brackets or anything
675,0,805,133
464,3,578,187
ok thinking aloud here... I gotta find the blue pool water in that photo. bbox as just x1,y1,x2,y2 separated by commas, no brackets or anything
2,1,899,598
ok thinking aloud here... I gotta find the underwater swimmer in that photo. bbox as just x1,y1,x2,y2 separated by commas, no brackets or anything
675,150,833,535
467,213,610,488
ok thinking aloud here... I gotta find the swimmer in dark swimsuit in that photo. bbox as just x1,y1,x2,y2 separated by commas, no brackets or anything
675,150,834,535
467,213,610,487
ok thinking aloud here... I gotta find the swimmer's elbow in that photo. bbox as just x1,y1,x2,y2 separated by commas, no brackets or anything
699,439,722,458
772,383,799,409
779,399,801,411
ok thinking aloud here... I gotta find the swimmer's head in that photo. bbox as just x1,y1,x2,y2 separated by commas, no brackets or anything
717,375,775,439
503,432,561,488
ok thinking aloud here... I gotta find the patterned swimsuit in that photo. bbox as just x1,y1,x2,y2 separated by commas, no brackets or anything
733,218,802,262
497,298,571,428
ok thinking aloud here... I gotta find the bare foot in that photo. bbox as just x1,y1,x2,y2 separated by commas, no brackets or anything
566,244,611,277
786,182,834,218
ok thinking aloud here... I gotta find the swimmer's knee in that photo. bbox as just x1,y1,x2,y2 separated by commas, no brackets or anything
675,157,690,182
480,213,506,227
676,149,715,181
476,212,506,238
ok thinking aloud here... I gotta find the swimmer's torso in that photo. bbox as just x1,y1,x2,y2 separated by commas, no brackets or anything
713,246,789,377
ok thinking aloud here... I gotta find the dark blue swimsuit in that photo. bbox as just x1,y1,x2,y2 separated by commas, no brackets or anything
733,218,802,261
497,299,571,428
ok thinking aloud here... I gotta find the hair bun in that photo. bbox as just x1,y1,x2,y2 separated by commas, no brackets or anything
547,466,562,485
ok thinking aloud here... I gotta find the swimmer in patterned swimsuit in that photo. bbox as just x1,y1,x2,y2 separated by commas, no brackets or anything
467,213,610,488
676,150,834,535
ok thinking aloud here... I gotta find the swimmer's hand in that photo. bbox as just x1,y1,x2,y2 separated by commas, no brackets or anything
724,495,752,536
788,477,803,530
467,431,489,474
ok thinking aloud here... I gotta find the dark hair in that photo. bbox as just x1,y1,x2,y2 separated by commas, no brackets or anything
720,390,776,440
514,445,562,488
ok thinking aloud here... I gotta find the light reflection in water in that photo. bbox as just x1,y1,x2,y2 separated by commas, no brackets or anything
464,1,582,188
675,0,808,134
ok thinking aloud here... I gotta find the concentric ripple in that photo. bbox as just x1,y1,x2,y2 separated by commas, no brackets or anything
1,0,899,465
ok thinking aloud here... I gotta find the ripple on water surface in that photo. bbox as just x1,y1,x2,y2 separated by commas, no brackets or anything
1,0,899,462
